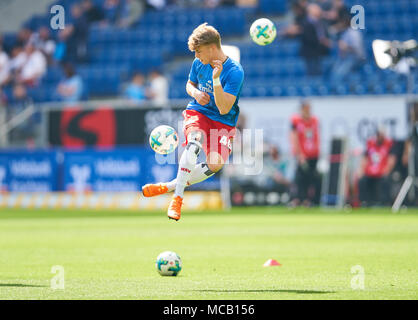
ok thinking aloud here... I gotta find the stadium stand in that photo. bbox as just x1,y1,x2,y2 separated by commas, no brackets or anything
0,0,417,103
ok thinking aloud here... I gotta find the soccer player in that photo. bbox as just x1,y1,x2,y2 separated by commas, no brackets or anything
357,128,396,206
290,100,321,206
141,23,244,221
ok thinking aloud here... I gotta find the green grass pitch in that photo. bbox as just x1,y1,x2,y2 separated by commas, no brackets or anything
0,207,417,300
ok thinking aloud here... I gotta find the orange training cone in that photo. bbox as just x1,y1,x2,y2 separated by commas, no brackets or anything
263,259,282,267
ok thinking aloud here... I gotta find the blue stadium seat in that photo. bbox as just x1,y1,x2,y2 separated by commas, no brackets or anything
24,14,50,31
386,80,405,94
27,85,55,103
254,86,269,97
271,85,284,97
317,84,330,96
332,83,349,95
13,0,418,100
361,64,375,76
259,0,287,15
169,86,188,99
283,85,299,97
369,83,386,94
241,86,254,98
41,67,63,84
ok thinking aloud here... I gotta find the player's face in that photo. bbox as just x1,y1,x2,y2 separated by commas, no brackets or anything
194,45,213,65
376,131,385,144
301,105,311,119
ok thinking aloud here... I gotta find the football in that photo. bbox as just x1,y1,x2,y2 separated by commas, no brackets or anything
149,125,179,155
250,18,277,46
156,251,182,276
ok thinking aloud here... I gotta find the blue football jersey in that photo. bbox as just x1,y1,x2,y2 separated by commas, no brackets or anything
187,57,244,127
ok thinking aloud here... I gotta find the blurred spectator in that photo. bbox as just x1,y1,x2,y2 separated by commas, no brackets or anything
119,0,146,28
331,16,365,80
124,72,147,103
316,0,333,11
177,0,236,7
31,26,56,64
145,0,168,10
54,31,68,62
324,0,351,33
147,70,169,107
299,3,331,75
176,0,198,7
284,0,303,28
204,0,222,8
0,40,10,86
8,45,26,79
290,100,321,206
56,63,84,102
60,3,89,63
291,0,308,26
236,0,258,7
357,128,396,206
15,28,33,48
282,2,331,76
103,0,130,25
281,0,307,37
255,145,291,192
9,83,31,108
17,42,47,86
222,0,237,5
81,0,105,24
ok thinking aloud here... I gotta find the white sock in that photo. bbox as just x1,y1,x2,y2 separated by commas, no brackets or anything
188,162,215,185
167,162,215,192
174,142,200,198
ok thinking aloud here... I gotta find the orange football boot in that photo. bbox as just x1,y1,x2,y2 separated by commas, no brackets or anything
142,183,168,197
167,195,183,221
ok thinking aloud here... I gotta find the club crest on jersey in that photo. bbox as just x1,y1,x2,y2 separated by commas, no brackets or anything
198,82,213,93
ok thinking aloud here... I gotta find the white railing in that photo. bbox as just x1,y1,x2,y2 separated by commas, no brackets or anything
0,103,36,147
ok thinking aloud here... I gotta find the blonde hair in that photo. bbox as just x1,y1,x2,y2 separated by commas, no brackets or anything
188,23,221,51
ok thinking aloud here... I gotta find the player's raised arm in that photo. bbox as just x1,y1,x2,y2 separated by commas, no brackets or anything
212,60,237,115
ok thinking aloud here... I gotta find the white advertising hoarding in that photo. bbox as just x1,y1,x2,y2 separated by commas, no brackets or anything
239,96,408,155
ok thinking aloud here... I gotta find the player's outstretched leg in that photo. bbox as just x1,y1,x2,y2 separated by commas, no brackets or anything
167,138,201,221
141,183,169,197
141,162,214,198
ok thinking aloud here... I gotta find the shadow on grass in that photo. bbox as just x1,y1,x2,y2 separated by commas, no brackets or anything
191,289,334,294
0,283,47,288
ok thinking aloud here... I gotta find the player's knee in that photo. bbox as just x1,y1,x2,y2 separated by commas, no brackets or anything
187,131,204,144
207,152,224,172
207,162,223,173
186,131,204,155
186,139,202,156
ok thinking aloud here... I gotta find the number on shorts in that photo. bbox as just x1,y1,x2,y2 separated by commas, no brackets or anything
219,135,232,151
